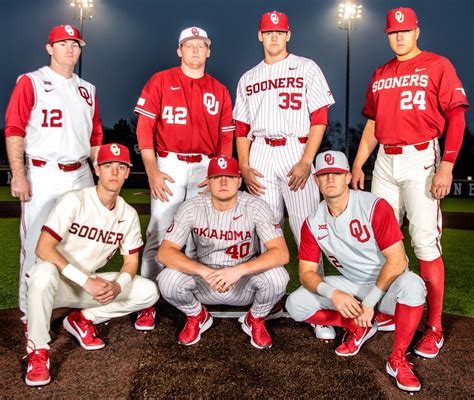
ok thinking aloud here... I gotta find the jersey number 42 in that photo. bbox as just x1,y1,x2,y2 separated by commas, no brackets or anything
162,106,188,124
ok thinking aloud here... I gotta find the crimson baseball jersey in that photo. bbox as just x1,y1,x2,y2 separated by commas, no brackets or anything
5,66,103,162
363,51,469,146
134,67,234,155
164,191,283,269
41,187,143,274
299,190,403,284
233,54,335,137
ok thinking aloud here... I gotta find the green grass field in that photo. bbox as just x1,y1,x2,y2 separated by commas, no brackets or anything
0,213,473,316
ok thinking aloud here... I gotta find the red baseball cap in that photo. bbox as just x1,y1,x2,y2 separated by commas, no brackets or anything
260,11,290,32
207,156,241,178
97,143,132,166
48,25,86,46
314,151,349,176
384,7,418,33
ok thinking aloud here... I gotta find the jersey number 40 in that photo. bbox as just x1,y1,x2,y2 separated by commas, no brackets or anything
225,242,251,260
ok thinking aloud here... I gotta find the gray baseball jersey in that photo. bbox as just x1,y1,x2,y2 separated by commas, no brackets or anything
164,191,283,267
299,190,404,284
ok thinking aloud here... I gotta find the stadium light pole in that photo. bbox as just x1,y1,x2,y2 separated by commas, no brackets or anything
70,0,94,77
338,2,362,157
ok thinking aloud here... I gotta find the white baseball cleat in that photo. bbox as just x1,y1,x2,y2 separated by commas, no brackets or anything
312,324,336,341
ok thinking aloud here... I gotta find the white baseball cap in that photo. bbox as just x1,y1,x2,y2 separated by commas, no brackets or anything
314,151,350,175
178,26,211,46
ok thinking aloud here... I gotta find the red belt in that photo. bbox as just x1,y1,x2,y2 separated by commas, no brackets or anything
264,137,308,147
383,141,430,155
31,159,83,172
157,151,207,163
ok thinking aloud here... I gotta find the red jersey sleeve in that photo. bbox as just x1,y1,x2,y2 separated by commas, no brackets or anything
298,219,321,262
235,120,250,138
134,74,161,150
442,108,466,163
371,198,404,251
218,88,234,156
90,93,103,146
5,75,35,137
361,72,377,120
310,106,328,126
437,57,469,115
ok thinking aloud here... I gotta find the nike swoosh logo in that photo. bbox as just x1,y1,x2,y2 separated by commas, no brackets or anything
233,215,243,221
435,339,443,349
118,220,125,223
445,150,456,154
354,332,368,346
73,321,88,338
289,67,298,70
45,88,55,92
317,235,328,240
415,68,426,72
170,86,181,91
424,164,434,170
198,319,207,329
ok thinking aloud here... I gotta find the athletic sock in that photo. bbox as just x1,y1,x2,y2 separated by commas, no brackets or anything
304,309,356,330
390,303,424,358
419,256,444,331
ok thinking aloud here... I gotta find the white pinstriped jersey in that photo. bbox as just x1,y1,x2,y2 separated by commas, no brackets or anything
42,187,143,274
300,190,404,284
22,67,100,163
233,54,335,137
164,192,283,268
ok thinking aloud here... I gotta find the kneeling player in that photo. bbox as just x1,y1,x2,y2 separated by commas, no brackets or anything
24,144,159,387
286,151,426,392
158,156,289,349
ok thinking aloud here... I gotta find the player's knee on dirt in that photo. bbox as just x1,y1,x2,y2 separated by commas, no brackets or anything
27,262,60,293
286,286,325,322
395,271,426,307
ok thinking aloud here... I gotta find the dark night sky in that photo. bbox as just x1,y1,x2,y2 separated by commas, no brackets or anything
1,0,473,128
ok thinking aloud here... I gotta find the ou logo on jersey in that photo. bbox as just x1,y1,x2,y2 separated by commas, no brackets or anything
395,11,404,23
110,144,121,156
78,86,93,106
203,93,220,115
271,13,279,24
324,153,335,165
349,219,371,243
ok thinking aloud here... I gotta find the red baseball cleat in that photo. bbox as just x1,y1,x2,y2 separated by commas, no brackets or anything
63,310,105,350
335,324,378,356
414,325,444,358
375,312,395,332
25,349,50,387
135,306,156,331
178,306,213,346
386,352,421,392
241,311,272,350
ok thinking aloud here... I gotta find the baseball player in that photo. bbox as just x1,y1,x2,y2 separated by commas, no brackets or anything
286,151,426,392
157,156,289,349
233,11,335,340
134,26,234,330
351,7,469,358
4,25,103,329
23,143,159,387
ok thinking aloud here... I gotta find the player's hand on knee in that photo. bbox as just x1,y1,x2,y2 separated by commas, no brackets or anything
95,282,121,304
350,166,365,190
84,276,111,298
354,305,374,328
332,290,362,319
287,160,311,191
11,174,32,202
207,267,242,292
241,166,266,196
149,170,175,202
431,162,453,200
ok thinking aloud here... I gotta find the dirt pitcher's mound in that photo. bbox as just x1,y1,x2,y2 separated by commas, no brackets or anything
1,306,473,399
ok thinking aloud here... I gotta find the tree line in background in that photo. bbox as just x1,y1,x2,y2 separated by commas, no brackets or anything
1,119,473,179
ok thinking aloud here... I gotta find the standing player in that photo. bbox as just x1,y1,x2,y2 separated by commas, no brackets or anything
134,27,234,329
24,143,159,387
233,11,335,340
4,25,103,329
351,7,469,358
157,156,289,349
286,151,426,393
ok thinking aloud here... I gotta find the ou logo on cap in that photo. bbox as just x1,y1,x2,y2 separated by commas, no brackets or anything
110,144,121,156
324,153,335,165
271,13,279,24
65,25,75,36
395,11,404,23
191,27,200,36
218,157,227,169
